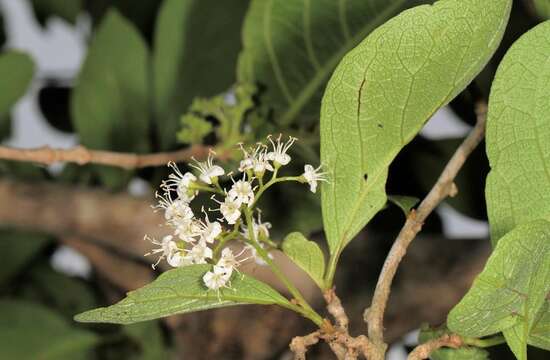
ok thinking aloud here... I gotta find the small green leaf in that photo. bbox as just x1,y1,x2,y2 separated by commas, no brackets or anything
0,300,98,359
238,0,430,126
485,21,550,244
320,0,511,262
387,195,419,217
71,9,150,187
75,264,291,324
282,232,326,289
447,220,550,354
153,0,249,149
177,84,257,147
177,114,213,145
0,230,50,285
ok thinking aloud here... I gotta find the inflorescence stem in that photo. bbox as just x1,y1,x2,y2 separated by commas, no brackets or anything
243,207,323,326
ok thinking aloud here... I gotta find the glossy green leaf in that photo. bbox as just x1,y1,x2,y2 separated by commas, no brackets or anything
71,10,150,186
534,0,550,19
238,0,430,126
320,0,511,260
485,21,550,244
282,232,326,288
30,0,83,25
0,51,35,133
0,300,98,359
153,0,249,149
447,220,550,355
388,195,419,217
75,264,291,324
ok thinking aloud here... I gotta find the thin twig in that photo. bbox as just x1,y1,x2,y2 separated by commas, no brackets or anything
324,288,349,331
366,101,488,354
407,334,463,360
290,331,321,360
0,144,213,169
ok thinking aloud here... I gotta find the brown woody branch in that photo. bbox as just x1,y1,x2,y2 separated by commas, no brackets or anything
0,144,213,169
366,101,488,357
407,334,463,360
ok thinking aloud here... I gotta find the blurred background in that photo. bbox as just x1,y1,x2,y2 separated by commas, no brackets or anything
0,0,548,359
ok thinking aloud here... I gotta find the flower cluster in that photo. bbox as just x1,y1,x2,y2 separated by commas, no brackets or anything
145,135,327,294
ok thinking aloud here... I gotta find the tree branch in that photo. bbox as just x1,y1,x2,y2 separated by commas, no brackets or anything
324,288,349,331
407,334,463,360
366,101,488,354
0,144,213,169
290,331,321,360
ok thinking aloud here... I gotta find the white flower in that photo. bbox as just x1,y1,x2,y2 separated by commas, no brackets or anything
219,196,242,224
154,191,194,223
245,242,273,266
166,249,192,267
267,134,296,166
302,164,328,193
144,235,178,269
228,179,254,206
253,150,273,175
197,213,223,244
238,143,257,172
238,143,273,175
190,152,225,184
162,162,198,201
174,218,201,242
203,265,232,291
188,241,213,264
216,247,249,270
241,212,271,241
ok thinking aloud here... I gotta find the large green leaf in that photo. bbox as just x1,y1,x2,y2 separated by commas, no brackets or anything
485,21,550,244
529,299,550,350
75,264,292,324
71,10,150,186
0,230,50,285
153,0,249,149
72,9,150,151
124,322,170,359
447,220,550,359
0,51,35,135
0,300,98,359
238,0,431,126
534,0,550,19
282,232,325,289
320,0,511,261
